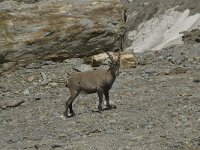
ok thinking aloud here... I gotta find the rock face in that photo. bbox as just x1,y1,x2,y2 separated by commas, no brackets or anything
0,0,125,72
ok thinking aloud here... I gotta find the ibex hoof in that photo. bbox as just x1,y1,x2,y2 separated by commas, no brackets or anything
105,104,117,110
98,106,103,112
64,111,75,118
112,105,117,109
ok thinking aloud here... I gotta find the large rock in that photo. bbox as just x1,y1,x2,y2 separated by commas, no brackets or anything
120,51,138,68
0,0,125,72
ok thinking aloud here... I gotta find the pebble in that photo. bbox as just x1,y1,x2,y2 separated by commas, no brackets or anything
27,76,35,82
23,89,30,95
168,67,188,74
125,91,134,97
25,69,33,73
26,63,42,69
50,82,58,87
138,60,146,65
14,91,20,94
105,128,115,134
60,115,66,120
42,61,56,65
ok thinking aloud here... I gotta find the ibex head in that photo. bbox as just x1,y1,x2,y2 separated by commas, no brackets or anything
106,51,120,76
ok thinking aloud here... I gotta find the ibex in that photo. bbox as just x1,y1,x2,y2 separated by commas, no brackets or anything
64,52,120,118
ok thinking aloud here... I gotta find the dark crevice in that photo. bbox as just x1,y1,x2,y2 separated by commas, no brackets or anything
0,54,9,64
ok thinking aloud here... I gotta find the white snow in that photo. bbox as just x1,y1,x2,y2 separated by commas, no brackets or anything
126,7,200,53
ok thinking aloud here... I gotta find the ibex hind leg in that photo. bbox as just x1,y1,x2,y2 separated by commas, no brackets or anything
104,91,117,110
69,103,75,116
64,90,79,118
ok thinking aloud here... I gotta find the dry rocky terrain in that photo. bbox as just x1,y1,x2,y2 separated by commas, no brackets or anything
0,43,200,150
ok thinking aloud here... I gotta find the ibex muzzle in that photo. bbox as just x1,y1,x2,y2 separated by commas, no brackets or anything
64,52,120,118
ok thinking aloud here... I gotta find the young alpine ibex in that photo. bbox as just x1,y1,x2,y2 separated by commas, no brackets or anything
64,52,120,118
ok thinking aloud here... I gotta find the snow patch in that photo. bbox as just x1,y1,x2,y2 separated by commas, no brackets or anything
126,7,200,53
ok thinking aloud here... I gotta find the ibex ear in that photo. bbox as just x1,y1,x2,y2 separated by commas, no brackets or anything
106,51,114,62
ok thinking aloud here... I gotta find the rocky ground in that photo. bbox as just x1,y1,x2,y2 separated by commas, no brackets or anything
0,43,200,150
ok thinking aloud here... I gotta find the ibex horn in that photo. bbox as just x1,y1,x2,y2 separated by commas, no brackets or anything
106,51,114,62
117,51,121,61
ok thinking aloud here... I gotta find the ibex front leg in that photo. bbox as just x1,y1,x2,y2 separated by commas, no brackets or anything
104,90,117,110
97,91,103,112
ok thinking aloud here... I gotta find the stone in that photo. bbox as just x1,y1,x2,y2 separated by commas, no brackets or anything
195,38,200,43
74,64,93,72
0,0,125,72
49,82,58,87
26,63,42,69
40,72,52,86
42,61,56,66
23,89,30,95
24,69,33,73
168,67,188,74
27,76,35,82
120,52,138,68
64,58,84,67
14,91,20,94
1,99,25,109
92,52,112,67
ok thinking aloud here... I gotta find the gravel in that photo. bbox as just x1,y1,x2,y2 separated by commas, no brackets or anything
0,44,200,150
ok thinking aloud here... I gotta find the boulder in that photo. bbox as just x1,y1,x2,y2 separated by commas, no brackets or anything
74,64,93,72
120,52,138,68
0,0,125,72
92,52,113,67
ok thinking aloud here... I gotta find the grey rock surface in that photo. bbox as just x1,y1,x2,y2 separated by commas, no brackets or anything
0,0,125,72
